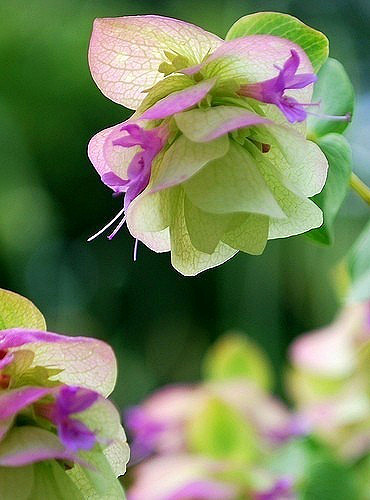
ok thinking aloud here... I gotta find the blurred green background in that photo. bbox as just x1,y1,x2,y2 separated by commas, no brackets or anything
0,0,369,407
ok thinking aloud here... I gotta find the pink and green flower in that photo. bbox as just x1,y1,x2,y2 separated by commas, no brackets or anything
0,288,129,499
87,14,351,275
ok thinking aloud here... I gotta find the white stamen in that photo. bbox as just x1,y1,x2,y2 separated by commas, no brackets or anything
107,214,127,240
133,238,139,261
87,206,125,242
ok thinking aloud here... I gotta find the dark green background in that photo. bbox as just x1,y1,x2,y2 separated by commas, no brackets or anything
0,0,369,407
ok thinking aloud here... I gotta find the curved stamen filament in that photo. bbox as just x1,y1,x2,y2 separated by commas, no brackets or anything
87,206,125,242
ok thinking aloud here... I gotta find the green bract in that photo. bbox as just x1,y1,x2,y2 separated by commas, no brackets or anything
225,12,329,72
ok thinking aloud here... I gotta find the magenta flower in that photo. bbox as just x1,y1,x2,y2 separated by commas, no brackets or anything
87,15,336,275
239,50,317,123
50,386,99,452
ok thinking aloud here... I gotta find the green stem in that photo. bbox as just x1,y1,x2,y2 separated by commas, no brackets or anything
350,173,370,205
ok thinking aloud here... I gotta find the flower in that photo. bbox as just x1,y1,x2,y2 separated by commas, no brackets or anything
87,15,341,275
0,326,129,497
254,476,295,500
239,49,318,123
288,302,370,459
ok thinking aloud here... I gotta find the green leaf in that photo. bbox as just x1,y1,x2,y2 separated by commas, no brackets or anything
202,332,273,391
307,133,352,244
0,288,46,330
345,220,370,303
307,58,355,138
226,12,328,72
187,398,259,464
302,460,360,500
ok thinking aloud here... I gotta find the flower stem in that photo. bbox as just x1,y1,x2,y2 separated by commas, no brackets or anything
350,173,370,205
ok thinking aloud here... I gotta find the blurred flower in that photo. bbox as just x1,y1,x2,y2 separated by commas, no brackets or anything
87,15,340,275
127,455,240,500
288,301,370,458
0,289,129,498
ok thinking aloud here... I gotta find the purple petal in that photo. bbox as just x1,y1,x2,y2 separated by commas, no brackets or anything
288,73,317,89
56,386,99,417
0,387,52,420
140,79,216,120
58,417,97,452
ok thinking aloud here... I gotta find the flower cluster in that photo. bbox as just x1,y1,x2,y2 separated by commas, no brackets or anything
0,289,129,499
124,334,307,499
87,14,350,275
124,307,370,499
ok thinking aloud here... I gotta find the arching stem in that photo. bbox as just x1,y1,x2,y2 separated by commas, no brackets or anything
350,173,370,205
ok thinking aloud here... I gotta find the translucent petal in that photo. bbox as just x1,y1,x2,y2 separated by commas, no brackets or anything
184,141,285,217
0,329,117,397
222,213,269,254
89,15,221,109
169,188,237,276
151,134,229,191
175,106,270,142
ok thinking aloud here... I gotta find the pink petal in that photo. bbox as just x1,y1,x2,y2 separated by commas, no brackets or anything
206,35,313,83
140,79,216,120
89,15,222,109
175,106,271,142
0,426,74,466
0,387,52,420
0,329,117,397
88,121,137,180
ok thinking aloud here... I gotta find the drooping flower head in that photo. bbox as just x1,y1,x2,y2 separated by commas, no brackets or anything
88,15,350,275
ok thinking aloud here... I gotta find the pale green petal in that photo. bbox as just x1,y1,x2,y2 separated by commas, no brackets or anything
151,134,229,191
249,125,328,197
169,188,237,276
137,74,194,115
174,106,268,143
31,461,84,500
257,161,323,238
68,450,126,500
0,465,34,500
184,196,232,254
0,288,46,330
184,141,285,217
222,213,268,255
78,399,129,477
127,190,170,233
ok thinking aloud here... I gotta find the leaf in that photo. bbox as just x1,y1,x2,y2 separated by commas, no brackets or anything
225,12,328,72
0,288,46,330
202,332,274,391
306,134,352,244
307,58,355,138
345,220,370,303
187,397,259,464
302,460,359,500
